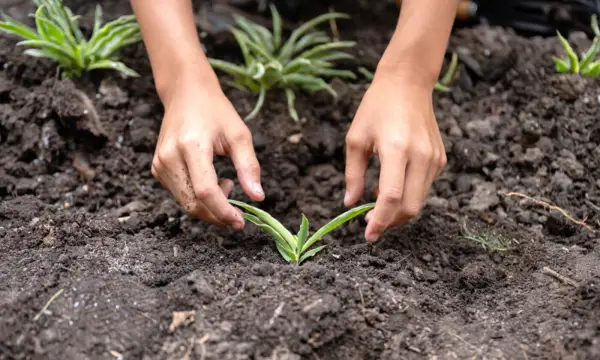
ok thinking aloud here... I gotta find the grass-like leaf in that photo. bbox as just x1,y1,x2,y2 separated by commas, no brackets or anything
208,5,355,121
0,0,141,79
554,15,600,77
230,200,373,264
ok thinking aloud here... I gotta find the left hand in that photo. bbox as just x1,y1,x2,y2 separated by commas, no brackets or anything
344,71,447,242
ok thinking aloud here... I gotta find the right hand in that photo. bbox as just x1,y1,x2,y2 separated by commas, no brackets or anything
151,80,264,229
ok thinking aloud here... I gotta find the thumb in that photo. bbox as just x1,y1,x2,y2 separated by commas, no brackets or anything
228,129,264,201
344,135,370,207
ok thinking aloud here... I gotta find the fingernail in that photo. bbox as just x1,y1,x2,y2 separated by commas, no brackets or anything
365,211,373,222
365,231,379,243
232,212,245,230
253,182,264,196
344,191,350,205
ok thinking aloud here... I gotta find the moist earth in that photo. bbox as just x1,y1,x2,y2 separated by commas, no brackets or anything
1,1,600,359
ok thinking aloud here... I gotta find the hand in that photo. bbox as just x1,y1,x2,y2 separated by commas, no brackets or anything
151,80,265,229
344,72,447,242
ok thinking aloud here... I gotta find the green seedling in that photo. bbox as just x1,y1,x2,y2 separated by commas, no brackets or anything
209,5,356,122
358,52,460,92
229,200,374,264
0,0,141,79
554,14,600,77
460,222,510,253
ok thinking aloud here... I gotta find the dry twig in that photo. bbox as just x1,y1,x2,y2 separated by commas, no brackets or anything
541,266,578,287
503,192,594,233
33,288,64,321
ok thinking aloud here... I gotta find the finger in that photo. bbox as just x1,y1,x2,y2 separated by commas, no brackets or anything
396,154,431,226
227,129,264,201
154,149,226,226
365,146,407,242
344,134,370,207
180,138,244,229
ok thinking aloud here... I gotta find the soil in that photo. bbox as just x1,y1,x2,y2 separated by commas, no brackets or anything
1,1,600,359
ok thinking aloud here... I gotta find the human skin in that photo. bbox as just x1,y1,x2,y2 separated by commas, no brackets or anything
130,0,459,241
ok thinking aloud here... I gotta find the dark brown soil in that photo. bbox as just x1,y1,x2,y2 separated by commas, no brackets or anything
1,1,600,359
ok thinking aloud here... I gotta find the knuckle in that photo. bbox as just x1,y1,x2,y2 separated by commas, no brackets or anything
403,202,423,218
176,135,200,150
381,188,404,203
156,145,178,165
151,161,159,178
345,134,363,150
230,128,252,144
385,138,408,154
413,145,433,160
194,186,215,200
438,153,448,168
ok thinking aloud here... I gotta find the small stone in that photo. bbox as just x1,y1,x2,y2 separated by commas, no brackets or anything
186,271,215,304
423,270,439,283
392,272,413,287
413,266,425,281
551,171,572,191
521,147,544,166
421,253,433,262
553,149,584,179
468,182,499,212
426,197,448,209
15,178,38,194
251,262,274,276
98,80,128,107
455,174,473,193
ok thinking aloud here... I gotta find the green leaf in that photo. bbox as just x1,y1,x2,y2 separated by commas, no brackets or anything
580,37,600,71
582,60,600,77
557,31,580,73
553,57,570,73
88,22,138,56
298,41,356,60
357,66,374,80
209,58,248,78
234,15,273,54
434,82,451,92
280,12,350,59
36,16,65,44
245,85,266,121
88,16,137,52
23,48,71,68
0,18,40,40
276,243,294,262
230,28,253,66
439,52,458,86
289,31,330,56
270,4,282,49
299,245,326,264
283,58,312,74
251,62,266,80
93,4,103,36
592,14,599,37
87,59,139,77
17,39,73,62
229,200,296,251
296,215,309,256
241,213,295,259
302,203,374,253
285,88,299,122
315,68,356,79
312,51,354,63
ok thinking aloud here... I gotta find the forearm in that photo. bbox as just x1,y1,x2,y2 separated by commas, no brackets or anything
130,0,220,103
377,0,460,88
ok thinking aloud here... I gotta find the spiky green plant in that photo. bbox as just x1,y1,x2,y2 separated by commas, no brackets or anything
554,14,600,77
358,52,460,92
230,200,374,264
0,0,141,79
209,5,356,122
460,222,510,253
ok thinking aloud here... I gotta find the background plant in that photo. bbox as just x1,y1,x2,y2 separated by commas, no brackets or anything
554,14,600,77
230,200,374,264
460,222,510,253
209,5,356,122
0,0,141,79
358,52,459,92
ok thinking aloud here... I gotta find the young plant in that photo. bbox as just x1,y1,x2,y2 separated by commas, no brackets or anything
0,0,141,79
229,200,374,264
554,14,600,77
358,52,460,92
460,222,510,253
208,5,356,122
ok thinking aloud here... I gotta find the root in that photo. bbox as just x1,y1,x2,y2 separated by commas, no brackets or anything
503,192,595,233
33,288,64,321
74,89,107,138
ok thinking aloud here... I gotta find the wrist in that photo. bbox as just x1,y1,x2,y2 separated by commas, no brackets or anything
154,61,222,106
374,59,438,91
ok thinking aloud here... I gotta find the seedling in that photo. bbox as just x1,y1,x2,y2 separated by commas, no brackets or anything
460,222,510,253
229,200,374,264
0,0,141,79
357,52,460,92
554,15,600,77
209,5,356,122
